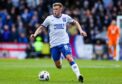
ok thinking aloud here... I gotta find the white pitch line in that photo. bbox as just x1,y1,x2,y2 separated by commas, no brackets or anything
2,64,121,69
39,64,121,68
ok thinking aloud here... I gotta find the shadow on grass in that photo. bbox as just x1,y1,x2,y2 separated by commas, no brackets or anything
39,80,81,84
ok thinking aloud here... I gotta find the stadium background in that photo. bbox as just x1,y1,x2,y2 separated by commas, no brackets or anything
0,0,122,84
0,0,122,60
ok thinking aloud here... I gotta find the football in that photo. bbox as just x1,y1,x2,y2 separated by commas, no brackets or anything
38,71,50,81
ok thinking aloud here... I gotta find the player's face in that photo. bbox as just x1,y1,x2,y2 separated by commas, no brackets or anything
53,6,62,17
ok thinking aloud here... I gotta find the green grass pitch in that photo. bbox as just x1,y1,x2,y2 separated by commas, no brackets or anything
0,59,122,84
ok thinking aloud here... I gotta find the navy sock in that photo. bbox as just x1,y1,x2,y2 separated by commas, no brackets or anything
70,61,75,65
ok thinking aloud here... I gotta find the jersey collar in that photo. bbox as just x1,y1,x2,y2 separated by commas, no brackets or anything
53,14,62,18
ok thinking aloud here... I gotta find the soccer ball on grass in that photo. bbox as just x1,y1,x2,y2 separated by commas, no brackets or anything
38,71,50,81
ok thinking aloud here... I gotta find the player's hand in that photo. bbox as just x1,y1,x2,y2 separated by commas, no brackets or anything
30,34,35,39
80,31,87,37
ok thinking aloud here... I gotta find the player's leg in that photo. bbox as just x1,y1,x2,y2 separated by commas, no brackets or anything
108,41,113,59
61,44,83,82
113,44,117,60
50,47,62,69
55,60,62,69
66,54,83,82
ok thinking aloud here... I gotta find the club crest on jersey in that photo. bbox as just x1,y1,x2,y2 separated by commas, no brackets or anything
62,17,66,22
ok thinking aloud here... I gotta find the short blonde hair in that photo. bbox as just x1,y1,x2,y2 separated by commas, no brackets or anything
53,2,63,8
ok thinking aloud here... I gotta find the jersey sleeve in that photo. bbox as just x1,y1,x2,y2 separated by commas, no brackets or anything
66,15,74,23
41,17,49,28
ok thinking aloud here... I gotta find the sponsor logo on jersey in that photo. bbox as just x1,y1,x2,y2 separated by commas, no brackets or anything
54,24,64,29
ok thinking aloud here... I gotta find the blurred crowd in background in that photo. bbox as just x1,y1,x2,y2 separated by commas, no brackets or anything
0,0,122,59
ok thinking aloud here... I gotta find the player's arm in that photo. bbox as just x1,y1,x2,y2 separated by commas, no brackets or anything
73,20,87,37
30,25,44,39
117,27,120,38
117,26,120,43
30,16,49,39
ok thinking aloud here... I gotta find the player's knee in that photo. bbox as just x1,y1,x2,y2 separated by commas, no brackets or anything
66,55,74,62
55,61,62,69
56,64,62,69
